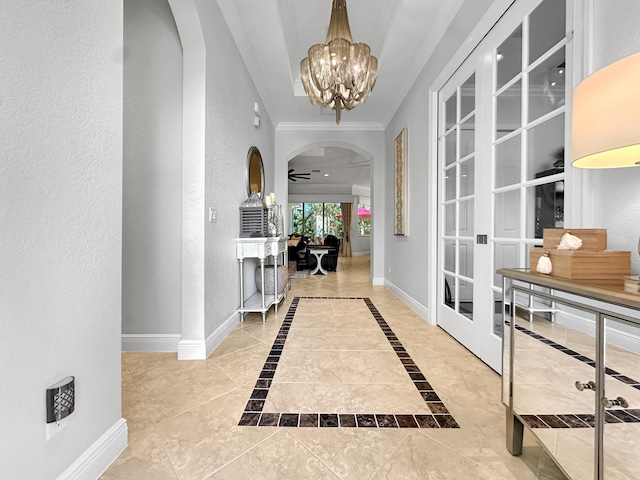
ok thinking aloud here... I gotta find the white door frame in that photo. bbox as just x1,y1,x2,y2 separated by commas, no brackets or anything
427,0,589,372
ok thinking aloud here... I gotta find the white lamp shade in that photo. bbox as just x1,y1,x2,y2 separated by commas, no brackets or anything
572,51,640,168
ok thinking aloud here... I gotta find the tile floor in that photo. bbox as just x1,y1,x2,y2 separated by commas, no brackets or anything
102,256,568,479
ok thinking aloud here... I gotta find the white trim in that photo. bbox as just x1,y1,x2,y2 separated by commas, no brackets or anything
57,418,127,480
430,0,516,94
352,251,370,257
121,334,181,352
370,275,384,286
568,0,594,228
288,194,356,204
177,339,207,360
205,312,239,358
166,0,208,366
384,280,432,325
427,0,516,332
277,122,384,132
427,88,439,331
606,325,640,355
555,311,640,354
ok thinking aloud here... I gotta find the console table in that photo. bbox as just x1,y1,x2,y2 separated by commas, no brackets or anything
499,268,640,480
236,237,288,322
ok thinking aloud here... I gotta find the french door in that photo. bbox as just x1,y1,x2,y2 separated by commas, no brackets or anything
437,0,571,373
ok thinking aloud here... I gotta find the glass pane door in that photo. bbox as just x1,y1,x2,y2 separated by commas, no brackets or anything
436,0,572,375
438,69,481,355
492,0,567,337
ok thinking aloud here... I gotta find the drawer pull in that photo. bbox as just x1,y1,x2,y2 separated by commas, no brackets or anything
575,380,596,391
601,396,629,408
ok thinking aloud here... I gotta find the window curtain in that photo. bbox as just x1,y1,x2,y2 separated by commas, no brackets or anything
340,202,353,257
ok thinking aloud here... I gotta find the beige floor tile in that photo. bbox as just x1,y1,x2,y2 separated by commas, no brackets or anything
273,349,343,383
103,256,569,480
210,342,273,387
370,430,508,479
123,352,182,383
419,426,562,480
289,428,411,480
137,362,238,423
285,327,392,351
154,387,276,480
291,313,376,331
208,329,263,358
100,426,177,480
205,430,340,479
237,319,282,344
121,367,153,434
336,351,412,384
263,382,432,414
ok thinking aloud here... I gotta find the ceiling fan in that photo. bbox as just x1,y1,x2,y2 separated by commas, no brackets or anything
288,169,310,182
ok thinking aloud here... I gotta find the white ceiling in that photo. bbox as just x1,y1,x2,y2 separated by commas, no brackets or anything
288,146,370,187
216,0,467,187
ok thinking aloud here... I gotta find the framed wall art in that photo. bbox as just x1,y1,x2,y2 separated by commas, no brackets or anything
394,128,408,235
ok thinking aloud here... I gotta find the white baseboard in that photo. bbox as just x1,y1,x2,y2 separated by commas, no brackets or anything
121,334,181,352
177,339,207,360
555,312,640,354
554,311,596,338
57,418,127,480
177,313,239,360
206,312,239,358
371,275,384,285
384,279,432,324
352,251,370,257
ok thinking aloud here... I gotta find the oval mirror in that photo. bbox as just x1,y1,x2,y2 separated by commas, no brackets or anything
246,146,265,198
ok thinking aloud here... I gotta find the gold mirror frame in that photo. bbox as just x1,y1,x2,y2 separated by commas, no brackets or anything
246,146,265,198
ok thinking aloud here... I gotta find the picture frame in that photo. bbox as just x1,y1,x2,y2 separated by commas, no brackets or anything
394,128,408,235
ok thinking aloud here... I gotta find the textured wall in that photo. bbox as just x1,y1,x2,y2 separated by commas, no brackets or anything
0,1,123,477
123,0,183,335
591,0,640,274
384,0,494,305
194,0,277,337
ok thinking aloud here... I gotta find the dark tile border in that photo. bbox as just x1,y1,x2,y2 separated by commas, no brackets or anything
510,320,640,427
521,410,640,429
238,297,459,429
509,320,640,389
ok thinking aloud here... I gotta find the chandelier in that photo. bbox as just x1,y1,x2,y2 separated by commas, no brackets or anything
300,0,378,124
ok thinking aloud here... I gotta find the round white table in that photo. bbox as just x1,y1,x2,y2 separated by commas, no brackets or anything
308,247,329,275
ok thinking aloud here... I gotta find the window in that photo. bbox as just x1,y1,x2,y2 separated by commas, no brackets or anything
357,202,371,236
288,203,343,240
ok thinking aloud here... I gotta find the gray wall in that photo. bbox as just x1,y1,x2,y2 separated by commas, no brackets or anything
0,1,123,477
384,0,494,307
196,0,277,337
122,0,276,347
123,0,183,336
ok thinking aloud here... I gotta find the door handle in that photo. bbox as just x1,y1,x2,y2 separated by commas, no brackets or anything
601,396,629,408
575,380,596,391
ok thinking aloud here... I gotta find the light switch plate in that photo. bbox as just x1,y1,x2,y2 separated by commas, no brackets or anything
46,416,68,441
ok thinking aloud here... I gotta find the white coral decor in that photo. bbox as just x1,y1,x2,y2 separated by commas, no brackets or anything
557,232,583,250
536,254,553,274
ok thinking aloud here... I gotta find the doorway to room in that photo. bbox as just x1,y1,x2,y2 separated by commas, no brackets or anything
287,146,372,258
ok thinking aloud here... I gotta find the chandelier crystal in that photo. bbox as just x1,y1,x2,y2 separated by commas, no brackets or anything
300,0,378,124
